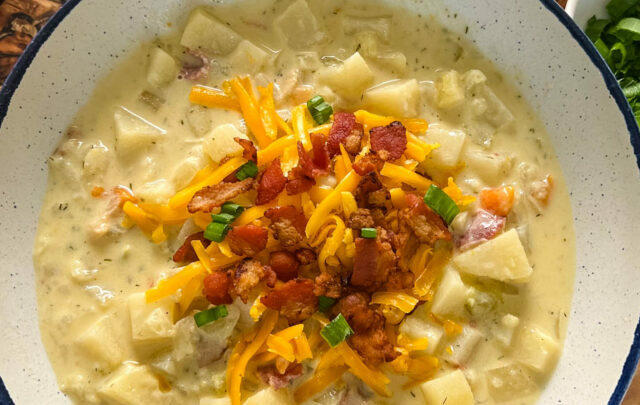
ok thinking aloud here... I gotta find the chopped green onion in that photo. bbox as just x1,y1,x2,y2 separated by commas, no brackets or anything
318,296,336,312
307,95,333,125
424,184,459,225
360,228,377,239
211,212,235,224
236,161,259,181
221,202,245,217
607,0,639,19
194,305,229,327
204,222,230,242
320,314,354,347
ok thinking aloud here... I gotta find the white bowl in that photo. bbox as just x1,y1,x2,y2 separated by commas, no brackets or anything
1,0,639,404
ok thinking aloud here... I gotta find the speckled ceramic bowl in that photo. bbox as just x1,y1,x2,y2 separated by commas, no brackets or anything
0,0,639,404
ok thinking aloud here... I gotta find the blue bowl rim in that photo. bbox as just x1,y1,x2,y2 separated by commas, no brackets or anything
0,0,638,404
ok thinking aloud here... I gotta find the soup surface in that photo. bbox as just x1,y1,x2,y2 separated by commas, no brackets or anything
33,1,576,405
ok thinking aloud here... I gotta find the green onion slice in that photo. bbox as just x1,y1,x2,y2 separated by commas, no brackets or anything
221,202,245,217
211,212,235,224
307,95,333,125
360,228,377,239
320,313,354,347
194,305,229,327
204,222,230,242
318,296,336,312
236,161,259,181
423,184,459,225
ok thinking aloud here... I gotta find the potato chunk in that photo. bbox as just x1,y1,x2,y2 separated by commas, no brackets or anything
114,107,165,156
203,124,249,163
128,292,175,349
229,40,270,74
453,229,532,283
436,70,465,109
147,47,177,89
423,125,466,170
180,8,240,55
75,313,127,368
200,397,231,405
322,52,374,101
420,370,474,405
399,311,444,355
243,387,293,405
275,0,324,49
486,363,536,402
430,268,468,317
441,325,483,366
97,364,174,405
363,79,419,117
513,325,559,373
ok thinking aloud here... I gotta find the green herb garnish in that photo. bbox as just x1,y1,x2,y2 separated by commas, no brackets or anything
423,184,459,225
211,212,236,224
194,305,228,327
204,222,230,242
320,313,354,347
236,161,259,181
318,296,336,312
221,202,245,217
307,95,333,124
360,227,378,239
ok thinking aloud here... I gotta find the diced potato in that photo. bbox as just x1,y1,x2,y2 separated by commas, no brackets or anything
186,105,213,137
343,16,391,41
171,154,207,190
297,52,321,71
135,179,175,204
97,364,174,405
461,69,487,91
180,8,240,55
83,145,111,182
463,146,512,186
75,313,127,368
464,369,490,404
243,387,293,405
229,40,270,74
513,325,558,373
453,229,532,283
375,51,407,74
363,79,419,117
420,370,474,405
477,85,515,129
275,0,324,49
486,363,537,402
322,52,374,101
422,125,466,170
200,397,231,405
114,108,165,156
128,292,175,349
441,325,483,366
147,47,177,89
399,314,444,355
354,31,381,58
203,124,249,163
494,313,520,346
436,70,465,109
431,268,468,317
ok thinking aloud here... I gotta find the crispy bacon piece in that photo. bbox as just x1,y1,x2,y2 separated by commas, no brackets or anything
310,132,330,173
188,178,254,213
352,154,383,175
231,259,276,303
181,49,210,81
173,232,211,263
458,209,506,251
258,364,304,390
256,158,287,205
203,271,233,305
226,225,269,256
313,272,343,299
369,121,407,161
351,235,397,291
355,171,384,207
235,137,257,162
295,248,316,265
265,206,307,247
327,112,364,157
347,208,375,230
286,142,316,195
401,193,451,245
261,279,318,323
269,251,300,281
334,293,398,364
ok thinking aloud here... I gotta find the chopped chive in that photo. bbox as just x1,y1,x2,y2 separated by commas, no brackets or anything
236,161,259,181
221,202,245,217
307,95,333,125
320,313,354,347
204,222,230,242
424,184,459,225
360,228,377,239
194,305,228,327
318,296,336,312
211,213,235,224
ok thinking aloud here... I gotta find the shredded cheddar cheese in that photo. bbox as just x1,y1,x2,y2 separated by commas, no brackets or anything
146,262,205,303
371,292,419,313
380,163,432,191
306,170,361,238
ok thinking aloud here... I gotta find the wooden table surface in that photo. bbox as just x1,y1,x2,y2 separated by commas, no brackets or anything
0,0,638,403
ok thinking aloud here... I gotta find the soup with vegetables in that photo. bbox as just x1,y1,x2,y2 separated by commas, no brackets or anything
33,1,576,405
